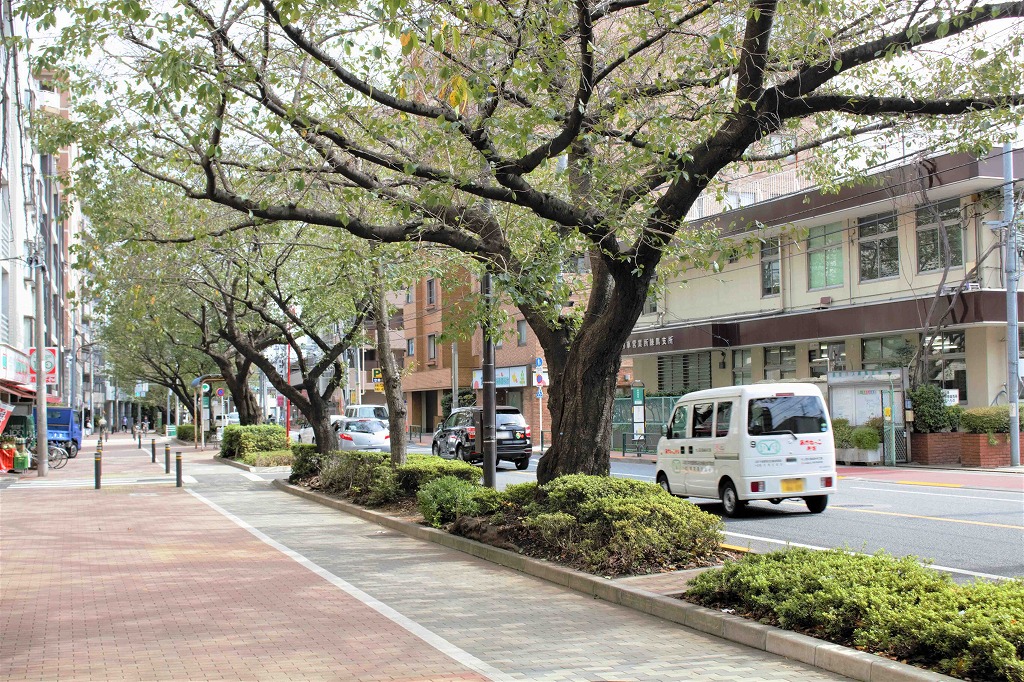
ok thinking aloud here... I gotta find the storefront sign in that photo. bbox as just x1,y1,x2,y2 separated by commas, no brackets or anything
29,347,59,385
473,366,529,389
0,401,14,434
0,345,32,384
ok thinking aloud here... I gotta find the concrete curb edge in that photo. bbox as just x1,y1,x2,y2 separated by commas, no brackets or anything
271,479,953,682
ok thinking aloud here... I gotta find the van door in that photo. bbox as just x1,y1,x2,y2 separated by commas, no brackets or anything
661,404,689,492
744,394,833,488
684,402,718,497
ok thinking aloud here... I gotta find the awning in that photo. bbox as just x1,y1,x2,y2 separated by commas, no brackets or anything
0,380,61,403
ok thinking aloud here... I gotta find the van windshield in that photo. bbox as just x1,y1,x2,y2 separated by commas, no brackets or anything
747,396,828,436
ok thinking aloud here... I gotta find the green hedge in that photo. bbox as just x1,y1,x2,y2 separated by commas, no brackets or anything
241,449,294,467
220,424,288,458
176,424,195,441
832,418,854,449
417,476,502,527
288,444,321,482
961,406,1024,434
851,426,880,450
395,455,481,493
909,384,949,434
686,549,1024,681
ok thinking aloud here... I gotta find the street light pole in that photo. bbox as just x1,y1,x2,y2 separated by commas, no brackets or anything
34,247,48,477
1002,142,1020,467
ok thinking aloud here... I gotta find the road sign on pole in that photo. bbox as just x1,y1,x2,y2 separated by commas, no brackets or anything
28,347,58,385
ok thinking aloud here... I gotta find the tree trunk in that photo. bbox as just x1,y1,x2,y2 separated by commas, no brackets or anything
535,259,652,484
373,279,408,467
307,396,338,452
233,384,262,425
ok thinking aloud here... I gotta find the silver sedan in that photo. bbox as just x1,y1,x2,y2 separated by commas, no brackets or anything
338,419,391,451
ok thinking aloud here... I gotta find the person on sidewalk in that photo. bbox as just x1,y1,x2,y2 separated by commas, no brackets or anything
99,416,107,436
122,416,128,433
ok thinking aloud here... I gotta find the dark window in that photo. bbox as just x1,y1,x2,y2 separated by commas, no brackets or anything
692,403,714,438
747,396,828,436
858,212,899,281
517,320,528,346
428,334,437,360
426,279,436,305
668,405,689,439
916,199,964,272
496,411,527,428
761,237,781,296
715,402,733,437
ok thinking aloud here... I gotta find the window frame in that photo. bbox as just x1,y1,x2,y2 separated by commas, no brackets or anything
858,211,899,282
426,278,436,306
916,199,964,273
807,222,844,290
427,333,437,360
668,405,689,439
517,320,528,346
760,237,781,297
732,349,752,386
764,345,796,381
406,338,415,357
692,403,715,439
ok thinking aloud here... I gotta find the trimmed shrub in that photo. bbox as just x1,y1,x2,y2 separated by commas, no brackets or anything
220,425,243,457
909,384,950,434
236,425,288,458
509,474,723,575
851,426,880,450
686,549,1024,682
947,404,965,432
961,406,1024,434
395,454,481,493
831,418,854,449
176,424,195,441
241,449,293,467
318,450,393,505
289,443,321,482
417,476,498,527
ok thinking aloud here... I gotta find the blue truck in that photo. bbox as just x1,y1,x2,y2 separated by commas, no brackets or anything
33,407,82,458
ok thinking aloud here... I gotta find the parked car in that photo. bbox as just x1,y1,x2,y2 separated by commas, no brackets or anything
338,418,391,451
431,406,532,469
344,404,389,420
295,415,346,444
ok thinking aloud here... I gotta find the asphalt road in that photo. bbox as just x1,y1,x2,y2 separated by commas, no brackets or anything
494,457,1024,581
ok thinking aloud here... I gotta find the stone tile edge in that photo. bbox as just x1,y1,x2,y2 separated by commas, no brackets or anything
271,479,956,682
215,456,253,472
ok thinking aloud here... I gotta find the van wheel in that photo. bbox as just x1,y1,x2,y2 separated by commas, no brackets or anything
68,443,78,459
719,481,744,517
804,495,829,514
656,473,672,495
515,458,530,470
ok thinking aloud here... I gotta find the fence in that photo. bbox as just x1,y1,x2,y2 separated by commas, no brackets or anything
611,396,680,455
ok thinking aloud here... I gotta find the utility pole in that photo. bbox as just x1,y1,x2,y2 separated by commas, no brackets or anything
451,339,459,410
1003,142,1020,467
481,271,496,488
34,246,48,477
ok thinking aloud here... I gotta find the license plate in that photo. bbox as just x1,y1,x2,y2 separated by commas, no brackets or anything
781,478,804,493
496,431,509,440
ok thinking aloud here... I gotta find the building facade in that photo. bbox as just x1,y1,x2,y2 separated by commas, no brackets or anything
626,149,1023,418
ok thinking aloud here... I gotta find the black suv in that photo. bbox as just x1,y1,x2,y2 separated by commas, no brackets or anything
431,406,532,470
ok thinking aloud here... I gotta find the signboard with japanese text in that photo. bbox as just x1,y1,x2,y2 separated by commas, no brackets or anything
0,345,32,384
29,347,58,385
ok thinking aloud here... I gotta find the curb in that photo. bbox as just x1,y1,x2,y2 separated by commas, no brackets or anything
272,479,953,682
215,456,290,474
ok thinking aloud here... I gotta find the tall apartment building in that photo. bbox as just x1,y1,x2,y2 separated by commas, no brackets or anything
626,148,1023,457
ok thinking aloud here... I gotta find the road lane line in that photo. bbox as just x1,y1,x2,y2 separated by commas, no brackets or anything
849,486,1023,503
188,489,513,682
724,531,1011,580
895,480,962,487
239,472,265,481
780,501,1023,529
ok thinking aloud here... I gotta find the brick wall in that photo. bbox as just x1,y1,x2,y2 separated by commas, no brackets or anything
960,433,1023,468
909,432,961,465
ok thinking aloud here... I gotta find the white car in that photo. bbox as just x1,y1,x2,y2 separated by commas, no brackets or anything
344,404,389,420
338,419,391,451
295,415,346,444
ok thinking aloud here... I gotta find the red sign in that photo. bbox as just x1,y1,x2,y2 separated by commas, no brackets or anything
29,347,59,385
0,401,14,434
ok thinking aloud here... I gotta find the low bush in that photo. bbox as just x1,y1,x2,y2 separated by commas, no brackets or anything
241,449,294,467
960,406,1024,434
909,384,949,434
946,404,965,432
831,418,854,449
176,424,195,441
417,476,500,527
395,455,481,493
319,450,389,498
686,549,1024,681
220,425,244,457
289,444,321,482
506,474,723,575
235,425,288,458
851,426,880,450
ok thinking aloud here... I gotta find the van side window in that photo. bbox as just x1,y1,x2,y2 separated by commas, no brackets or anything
668,405,688,439
716,402,733,437
692,403,714,438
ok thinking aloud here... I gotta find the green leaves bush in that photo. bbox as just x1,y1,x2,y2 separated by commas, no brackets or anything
832,418,854,449
220,425,243,457
417,476,501,527
289,444,321,482
961,406,1024,434
506,474,723,575
686,549,1024,681
395,455,481,493
851,426,880,450
176,424,195,441
241,449,293,467
909,384,950,434
219,424,288,458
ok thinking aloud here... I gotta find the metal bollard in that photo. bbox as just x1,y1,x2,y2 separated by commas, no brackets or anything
138,433,142,449
163,443,169,468
95,443,102,489
165,446,171,474
151,439,156,463
175,452,182,487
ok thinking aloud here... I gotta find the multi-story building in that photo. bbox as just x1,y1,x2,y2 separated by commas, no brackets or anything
626,148,1023,450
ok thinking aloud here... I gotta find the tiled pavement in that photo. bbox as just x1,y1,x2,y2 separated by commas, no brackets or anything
1,434,849,681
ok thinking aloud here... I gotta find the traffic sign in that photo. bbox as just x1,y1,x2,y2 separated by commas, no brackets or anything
535,357,543,368
372,368,383,383
374,383,385,393
216,388,225,397
536,388,543,399
201,383,210,394
28,347,58,385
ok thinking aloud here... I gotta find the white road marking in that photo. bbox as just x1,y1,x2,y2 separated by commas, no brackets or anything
187,489,514,682
724,531,1012,580
6,476,192,489
848,485,1023,503
240,472,265,481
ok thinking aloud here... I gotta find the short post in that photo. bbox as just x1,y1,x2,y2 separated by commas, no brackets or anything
165,446,171,474
163,443,169,468
137,433,142,449
175,452,182,487
151,438,156,463
95,442,102,490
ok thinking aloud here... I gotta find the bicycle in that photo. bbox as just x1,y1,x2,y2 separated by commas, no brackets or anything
48,444,69,470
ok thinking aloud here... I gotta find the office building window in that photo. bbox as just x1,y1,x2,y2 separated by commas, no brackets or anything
426,278,436,306
427,334,436,360
861,335,909,370
761,237,781,297
405,287,413,304
643,294,659,315
732,349,752,385
809,341,846,378
764,345,796,380
916,199,964,272
657,352,712,394
924,331,967,402
517,320,528,346
406,338,415,357
858,211,899,281
807,223,843,289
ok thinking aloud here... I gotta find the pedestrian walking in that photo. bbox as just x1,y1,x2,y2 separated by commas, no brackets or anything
121,416,128,433
99,416,107,435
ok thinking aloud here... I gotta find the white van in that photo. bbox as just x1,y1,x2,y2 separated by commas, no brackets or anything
655,383,837,516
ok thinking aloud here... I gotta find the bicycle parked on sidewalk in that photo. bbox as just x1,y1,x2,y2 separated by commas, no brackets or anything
26,438,69,470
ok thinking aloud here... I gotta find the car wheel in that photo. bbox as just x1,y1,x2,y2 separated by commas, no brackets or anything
431,442,440,458
455,445,466,462
68,443,79,459
515,457,530,471
804,495,828,514
656,473,671,494
719,480,744,517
